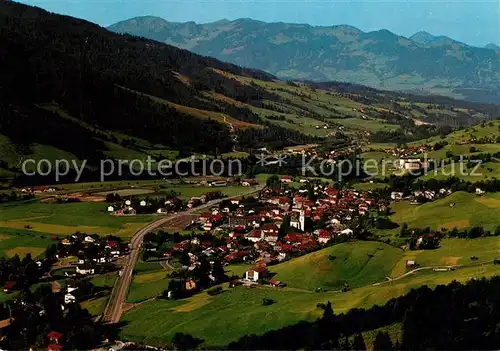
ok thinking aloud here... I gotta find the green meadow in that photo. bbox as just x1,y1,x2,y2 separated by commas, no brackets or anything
0,200,155,240
386,191,500,234
127,260,170,303
120,259,500,347
270,241,402,291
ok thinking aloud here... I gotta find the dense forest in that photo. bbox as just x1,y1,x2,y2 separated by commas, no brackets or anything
0,1,309,158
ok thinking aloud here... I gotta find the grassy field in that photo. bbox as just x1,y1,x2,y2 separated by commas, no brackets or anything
254,174,334,186
127,259,170,303
334,118,399,132
47,179,173,193
80,273,117,316
96,188,156,196
157,185,252,199
120,260,500,347
389,237,500,277
411,121,500,147
270,242,402,291
420,161,500,181
0,134,80,171
120,236,500,346
0,200,155,238
0,227,53,258
351,182,389,191
384,191,500,235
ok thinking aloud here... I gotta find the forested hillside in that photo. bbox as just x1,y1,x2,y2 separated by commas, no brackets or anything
0,1,499,182
0,1,284,161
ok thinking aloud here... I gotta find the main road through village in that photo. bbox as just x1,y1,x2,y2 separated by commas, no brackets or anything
102,185,264,324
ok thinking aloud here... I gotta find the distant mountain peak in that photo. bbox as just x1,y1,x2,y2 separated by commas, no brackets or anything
485,43,500,51
108,15,170,32
410,31,460,46
107,17,500,104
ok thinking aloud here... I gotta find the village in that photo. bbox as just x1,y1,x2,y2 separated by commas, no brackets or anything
137,176,387,295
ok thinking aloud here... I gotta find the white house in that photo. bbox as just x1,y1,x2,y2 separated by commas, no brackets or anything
84,236,95,243
125,200,131,206
391,192,404,200
140,200,147,207
76,265,95,275
107,206,114,212
340,228,354,236
245,266,268,282
476,188,486,195
331,218,341,225
64,293,76,304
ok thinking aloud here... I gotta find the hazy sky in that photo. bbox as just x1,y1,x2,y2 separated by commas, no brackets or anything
19,0,500,47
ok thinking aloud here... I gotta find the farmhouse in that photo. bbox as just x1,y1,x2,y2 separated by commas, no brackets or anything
476,188,486,195
64,292,76,304
398,158,429,171
391,192,404,200
245,266,269,282
240,178,258,187
84,235,95,243
340,228,354,236
3,281,16,293
406,260,417,269
76,264,95,275
210,181,227,187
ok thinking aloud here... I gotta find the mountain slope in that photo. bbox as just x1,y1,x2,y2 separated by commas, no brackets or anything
0,2,289,161
108,17,500,104
1,2,500,185
485,43,500,51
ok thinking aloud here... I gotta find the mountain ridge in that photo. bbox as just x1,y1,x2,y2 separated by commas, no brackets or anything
108,16,500,104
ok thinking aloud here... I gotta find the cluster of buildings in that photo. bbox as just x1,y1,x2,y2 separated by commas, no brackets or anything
169,183,384,285
384,145,430,158
20,186,58,194
391,188,453,202
108,197,184,215
56,232,128,275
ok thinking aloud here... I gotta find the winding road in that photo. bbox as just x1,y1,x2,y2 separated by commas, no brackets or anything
102,185,263,323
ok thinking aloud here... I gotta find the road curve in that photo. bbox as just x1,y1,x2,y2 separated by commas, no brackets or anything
102,185,263,323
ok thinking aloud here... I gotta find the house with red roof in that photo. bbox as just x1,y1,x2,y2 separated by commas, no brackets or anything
105,241,118,249
198,213,212,222
284,232,306,244
280,176,292,183
317,229,332,244
245,230,263,243
47,331,63,344
245,266,269,282
3,281,16,293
